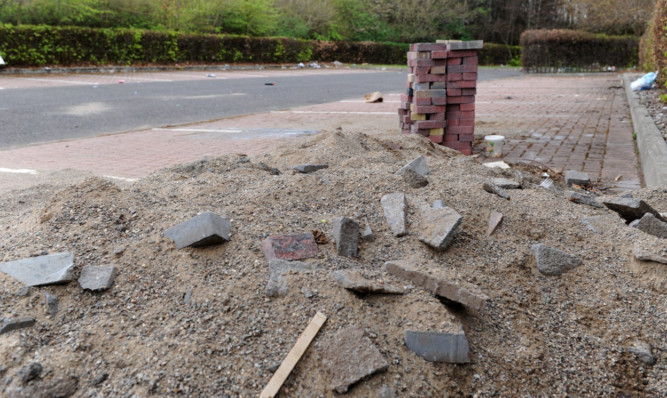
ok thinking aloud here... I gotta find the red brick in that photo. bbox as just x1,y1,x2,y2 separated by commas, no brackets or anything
447,58,462,65
431,97,447,105
415,74,447,83
429,112,445,120
444,135,459,143
415,66,431,75
262,234,319,261
407,52,418,60
447,64,478,73
428,135,444,144
447,88,462,96
413,97,432,106
447,126,474,135
460,118,475,126
447,119,460,126
414,105,446,114
462,88,477,96
459,133,475,142
400,94,410,103
459,147,472,155
415,120,446,129
448,49,477,57
410,126,431,136
417,51,431,59
398,108,409,116
448,96,475,104
461,111,475,118
448,80,477,88
430,66,447,74
431,50,449,59
462,56,478,65
446,104,461,112
446,73,463,81
459,103,475,111
414,43,448,52
463,72,478,81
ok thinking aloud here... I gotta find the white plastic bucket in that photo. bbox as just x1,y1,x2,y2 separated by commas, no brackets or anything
484,135,505,157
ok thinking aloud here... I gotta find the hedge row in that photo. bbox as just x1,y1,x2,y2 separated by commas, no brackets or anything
520,29,639,73
639,0,667,85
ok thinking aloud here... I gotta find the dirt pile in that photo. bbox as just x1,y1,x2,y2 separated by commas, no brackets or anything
0,131,665,397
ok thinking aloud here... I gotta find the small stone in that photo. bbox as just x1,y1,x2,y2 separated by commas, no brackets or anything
333,217,360,257
482,182,510,200
566,191,603,208
360,218,375,242
321,327,388,393
22,377,79,397
292,164,329,173
44,293,58,318
14,287,30,296
332,270,405,294
486,211,503,237
164,212,231,249
395,155,429,176
0,317,36,335
602,197,666,223
183,288,193,304
492,178,521,189
18,362,42,383
257,162,281,175
0,252,74,287
633,213,667,239
401,168,429,188
532,244,582,275
565,170,590,186
78,265,117,291
628,342,655,365
265,259,316,297
404,330,470,363
112,247,125,256
418,206,462,251
381,193,407,237
262,233,319,261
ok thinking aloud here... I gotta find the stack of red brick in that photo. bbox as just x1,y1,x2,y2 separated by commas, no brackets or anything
398,40,483,155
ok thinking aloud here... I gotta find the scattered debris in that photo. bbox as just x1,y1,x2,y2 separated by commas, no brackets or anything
566,191,604,208
78,265,117,291
332,270,405,294
633,213,667,238
364,92,383,103
163,212,231,249
332,217,360,257
417,205,463,251
381,193,407,237
0,317,36,335
404,330,470,363
321,326,388,393
532,244,582,275
602,197,666,223
565,170,590,187
292,164,329,173
486,211,503,237
262,233,319,262
482,182,510,200
0,252,74,287
395,155,429,176
615,175,622,182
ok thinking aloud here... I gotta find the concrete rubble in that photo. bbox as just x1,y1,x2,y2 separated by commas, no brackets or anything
360,218,375,241
44,293,58,318
532,244,582,275
332,270,405,294
381,193,407,237
78,265,117,291
395,155,429,176
401,168,429,188
163,212,231,249
417,206,462,251
487,211,503,237
404,330,470,363
602,197,666,223
632,213,667,238
0,252,74,287
633,242,667,264
628,341,656,365
332,217,360,257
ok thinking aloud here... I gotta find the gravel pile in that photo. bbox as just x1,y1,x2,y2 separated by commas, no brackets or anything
0,131,665,397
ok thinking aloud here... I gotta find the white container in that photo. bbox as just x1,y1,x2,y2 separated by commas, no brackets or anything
484,135,505,157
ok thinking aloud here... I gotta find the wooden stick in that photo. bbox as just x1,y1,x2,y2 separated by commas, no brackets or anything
260,311,327,398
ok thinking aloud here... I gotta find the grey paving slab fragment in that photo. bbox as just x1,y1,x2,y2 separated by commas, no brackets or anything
265,259,316,297
602,197,666,223
531,244,582,275
633,242,667,264
321,326,388,393
44,293,58,318
395,155,429,177
633,213,667,239
164,212,231,249
492,178,521,189
333,217,360,257
566,191,604,208
0,252,74,287
401,168,429,188
565,170,591,186
384,260,487,310
0,317,36,335
332,270,404,294
292,164,329,173
381,193,407,237
78,265,117,291
486,211,503,237
482,182,510,200
404,330,470,363
418,206,462,251
361,218,375,242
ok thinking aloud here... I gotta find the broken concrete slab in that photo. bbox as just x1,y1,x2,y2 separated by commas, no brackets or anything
292,164,329,173
633,213,667,239
164,212,231,249
487,211,503,237
482,182,510,200
401,168,429,188
44,293,58,318
418,206,462,251
404,330,470,363
332,270,405,294
333,217,360,257
531,244,582,275
0,317,36,335
78,265,117,291
0,252,74,287
633,242,667,264
602,197,666,223
321,326,389,393
566,191,604,208
384,260,487,310
381,193,407,237
492,178,521,189
565,170,591,186
262,233,319,261
395,155,429,177
265,259,316,297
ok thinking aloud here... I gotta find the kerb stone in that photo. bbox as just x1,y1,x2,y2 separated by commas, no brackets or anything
78,265,117,291
418,206,462,251
333,217,360,257
532,244,582,275
164,212,231,249
262,233,319,261
381,193,407,237
0,252,74,287
404,330,470,363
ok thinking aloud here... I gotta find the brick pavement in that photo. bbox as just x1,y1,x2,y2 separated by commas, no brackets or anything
0,71,642,193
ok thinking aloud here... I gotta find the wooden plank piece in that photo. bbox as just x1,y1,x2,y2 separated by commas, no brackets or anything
260,311,327,398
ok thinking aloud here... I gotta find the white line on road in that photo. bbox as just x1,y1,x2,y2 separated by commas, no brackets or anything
0,168,38,174
152,73,228,80
271,111,395,115
118,76,174,82
21,78,95,85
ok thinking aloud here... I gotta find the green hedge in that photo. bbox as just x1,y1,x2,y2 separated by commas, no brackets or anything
520,29,639,73
639,0,667,85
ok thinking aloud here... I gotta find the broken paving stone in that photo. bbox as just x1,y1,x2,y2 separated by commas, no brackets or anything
395,155,429,177
602,197,666,223
566,191,604,208
401,168,429,188
531,244,582,275
44,293,58,318
262,233,319,261
482,182,510,200
321,326,388,393
0,317,36,335
78,265,117,291
418,206,462,251
332,270,405,294
333,217,360,257
381,193,407,237
265,259,316,297
633,242,667,264
565,170,591,186
164,212,231,249
18,362,42,383
384,260,487,310
628,342,656,365
633,213,667,239
487,211,503,237
0,252,74,287
492,178,521,189
292,164,329,173
404,330,470,363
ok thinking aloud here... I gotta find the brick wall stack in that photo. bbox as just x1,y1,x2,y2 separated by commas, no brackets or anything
398,40,483,155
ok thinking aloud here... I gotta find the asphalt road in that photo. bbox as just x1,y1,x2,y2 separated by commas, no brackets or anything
0,67,521,149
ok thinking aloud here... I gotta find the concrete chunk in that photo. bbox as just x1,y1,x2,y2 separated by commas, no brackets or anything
0,317,36,335
381,193,407,236
332,270,405,294
333,217,360,257
487,211,503,237
321,327,389,393
360,218,375,242
565,170,591,186
292,164,329,173
0,252,74,287
633,213,667,239
418,206,462,251
404,330,470,363
566,191,604,208
384,260,487,310
262,233,319,261
78,265,117,291
395,155,429,176
602,197,666,223
532,244,582,275
164,212,231,249
482,182,510,200
492,178,521,189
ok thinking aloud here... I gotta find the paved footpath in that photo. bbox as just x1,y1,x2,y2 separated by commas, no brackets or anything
0,71,641,193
